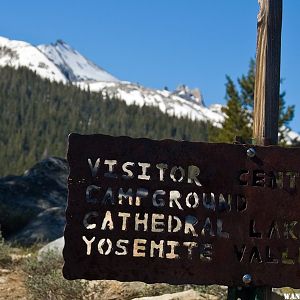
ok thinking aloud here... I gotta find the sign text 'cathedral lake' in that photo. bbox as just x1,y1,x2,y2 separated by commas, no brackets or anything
63,133,300,287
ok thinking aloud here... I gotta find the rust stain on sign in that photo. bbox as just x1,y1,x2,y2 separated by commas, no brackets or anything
63,133,300,288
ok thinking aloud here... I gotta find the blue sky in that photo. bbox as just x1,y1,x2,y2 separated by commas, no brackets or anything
1,0,300,132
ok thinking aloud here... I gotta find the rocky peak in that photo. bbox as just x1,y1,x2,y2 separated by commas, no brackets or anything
172,84,205,106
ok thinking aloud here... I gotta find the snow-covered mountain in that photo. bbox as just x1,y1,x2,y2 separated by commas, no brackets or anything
38,40,119,82
0,36,223,126
0,36,66,83
78,81,224,126
0,36,299,142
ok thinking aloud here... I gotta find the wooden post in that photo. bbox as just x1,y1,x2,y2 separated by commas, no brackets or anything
253,0,282,146
252,1,282,298
228,1,282,299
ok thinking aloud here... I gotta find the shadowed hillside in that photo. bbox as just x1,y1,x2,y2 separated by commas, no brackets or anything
0,66,211,177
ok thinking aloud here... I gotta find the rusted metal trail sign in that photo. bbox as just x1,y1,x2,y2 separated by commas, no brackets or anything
64,133,300,288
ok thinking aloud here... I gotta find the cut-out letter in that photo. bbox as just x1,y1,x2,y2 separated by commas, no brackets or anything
156,163,168,181
118,212,131,230
168,215,182,233
187,165,202,186
183,242,197,259
186,192,199,208
88,158,100,178
133,239,147,257
104,160,118,178
82,236,95,255
170,166,185,183
86,185,101,204
100,211,114,230
166,241,179,259
184,215,198,237
217,219,229,238
115,239,129,255
122,162,135,179
118,188,134,205
98,238,113,255
135,213,149,231
138,163,151,180
83,211,99,230
151,214,165,232
153,190,166,207
136,188,148,206
150,240,164,258
169,191,183,210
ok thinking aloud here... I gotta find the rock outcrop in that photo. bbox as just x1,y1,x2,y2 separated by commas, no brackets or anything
38,236,64,258
0,157,68,245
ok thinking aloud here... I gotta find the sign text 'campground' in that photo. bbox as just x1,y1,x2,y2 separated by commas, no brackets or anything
63,133,300,288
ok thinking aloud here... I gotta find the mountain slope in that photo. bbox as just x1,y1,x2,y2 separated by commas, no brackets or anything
38,40,119,82
0,36,223,126
80,81,224,126
0,36,67,83
0,66,210,177
38,39,223,125
0,36,299,143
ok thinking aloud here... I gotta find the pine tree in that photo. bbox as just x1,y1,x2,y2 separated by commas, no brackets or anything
215,59,295,144
214,76,252,142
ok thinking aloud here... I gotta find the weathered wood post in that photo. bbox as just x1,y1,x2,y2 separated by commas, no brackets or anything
252,1,282,297
228,1,282,299
253,0,282,299
253,0,282,146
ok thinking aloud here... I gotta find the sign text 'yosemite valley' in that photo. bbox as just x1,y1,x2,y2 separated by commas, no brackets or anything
63,134,300,287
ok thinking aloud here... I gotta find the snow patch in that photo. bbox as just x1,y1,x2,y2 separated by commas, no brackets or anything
0,36,67,83
38,40,119,82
